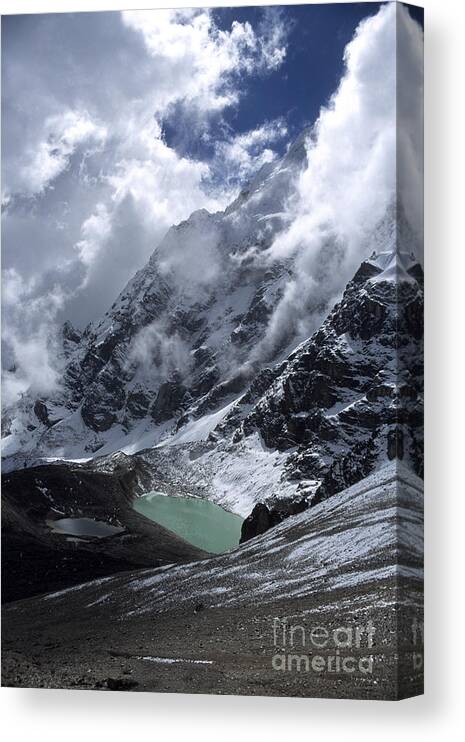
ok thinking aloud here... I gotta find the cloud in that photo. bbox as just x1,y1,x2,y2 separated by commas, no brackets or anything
1,4,423,411
75,203,112,268
396,3,424,242
156,208,223,296
66,118,227,319
104,119,222,229
214,118,288,186
256,6,288,71
127,318,192,382
3,110,107,200
2,7,288,403
122,7,287,115
1,269,66,405
255,3,423,361
122,9,252,113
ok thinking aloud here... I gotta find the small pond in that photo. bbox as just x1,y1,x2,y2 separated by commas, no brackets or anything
133,492,243,553
47,517,124,538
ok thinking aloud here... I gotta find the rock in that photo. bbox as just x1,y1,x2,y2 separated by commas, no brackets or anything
240,504,273,543
151,378,186,423
81,402,117,432
125,390,152,420
105,677,138,691
62,321,82,345
387,427,404,460
235,250,423,495
240,497,308,543
33,400,52,428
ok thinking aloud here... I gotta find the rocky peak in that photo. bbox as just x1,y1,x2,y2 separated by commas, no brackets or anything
62,320,82,345
220,245,423,500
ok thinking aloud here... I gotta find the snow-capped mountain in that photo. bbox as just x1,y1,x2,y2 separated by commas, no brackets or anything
1,129,423,512
2,130,309,468
220,246,424,502
131,241,423,522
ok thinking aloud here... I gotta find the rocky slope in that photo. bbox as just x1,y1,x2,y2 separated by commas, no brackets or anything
1,452,207,602
123,241,423,522
218,246,424,502
1,464,424,699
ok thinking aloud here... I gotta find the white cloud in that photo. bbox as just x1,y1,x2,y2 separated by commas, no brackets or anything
156,208,222,294
1,269,66,405
106,119,222,225
255,3,423,360
6,110,107,199
127,318,192,382
122,8,286,115
75,203,112,268
257,7,288,71
72,118,227,291
215,118,288,184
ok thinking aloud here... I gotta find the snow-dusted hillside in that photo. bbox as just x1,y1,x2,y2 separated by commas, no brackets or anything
38,462,422,615
218,245,424,502
2,463,424,698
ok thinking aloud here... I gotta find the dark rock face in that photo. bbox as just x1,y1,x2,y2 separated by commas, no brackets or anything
388,427,404,460
240,504,275,543
223,250,424,500
151,379,186,423
125,390,152,420
240,498,308,543
81,393,120,432
33,400,52,428
62,320,82,345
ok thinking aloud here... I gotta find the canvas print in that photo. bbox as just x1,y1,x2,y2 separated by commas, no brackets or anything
1,2,424,699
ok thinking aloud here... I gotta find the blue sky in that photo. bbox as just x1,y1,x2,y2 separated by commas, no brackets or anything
165,3,384,161
163,3,423,165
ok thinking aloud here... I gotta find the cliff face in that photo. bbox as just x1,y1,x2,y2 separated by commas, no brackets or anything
230,248,424,501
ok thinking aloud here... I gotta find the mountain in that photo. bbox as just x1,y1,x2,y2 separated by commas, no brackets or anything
127,241,423,523
220,246,424,503
1,131,310,470
1,128,423,524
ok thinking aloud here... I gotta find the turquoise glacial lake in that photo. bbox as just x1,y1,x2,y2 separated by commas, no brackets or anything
133,492,243,554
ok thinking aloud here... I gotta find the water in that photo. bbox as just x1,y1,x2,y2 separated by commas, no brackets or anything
46,517,124,538
133,492,243,553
